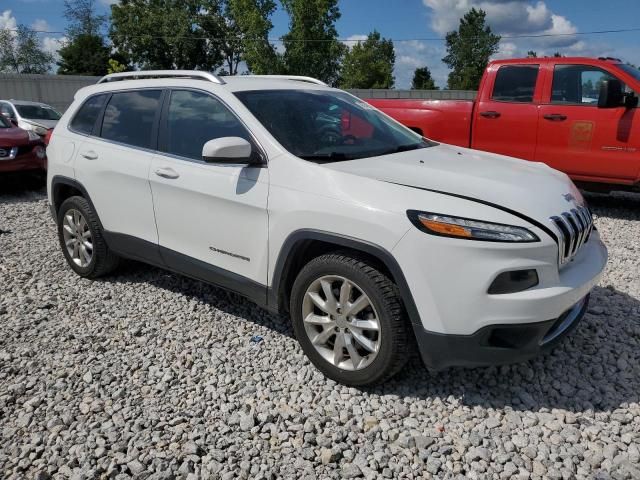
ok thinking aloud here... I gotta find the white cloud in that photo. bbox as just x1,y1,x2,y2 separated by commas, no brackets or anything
0,10,18,31
394,40,448,89
31,19,50,32
343,34,367,46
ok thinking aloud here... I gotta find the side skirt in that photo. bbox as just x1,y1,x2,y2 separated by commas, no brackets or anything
103,231,270,310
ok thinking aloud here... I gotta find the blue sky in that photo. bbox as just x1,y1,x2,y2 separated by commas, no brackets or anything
2,0,640,88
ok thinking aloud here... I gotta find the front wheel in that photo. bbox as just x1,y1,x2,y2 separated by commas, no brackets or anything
290,252,411,386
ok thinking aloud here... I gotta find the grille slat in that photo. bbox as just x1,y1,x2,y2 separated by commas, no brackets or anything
551,207,593,266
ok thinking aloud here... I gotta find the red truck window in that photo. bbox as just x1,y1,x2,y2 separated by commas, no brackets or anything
491,65,539,103
551,65,620,105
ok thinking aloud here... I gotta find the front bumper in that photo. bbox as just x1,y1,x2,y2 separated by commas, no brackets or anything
413,294,589,370
0,150,46,173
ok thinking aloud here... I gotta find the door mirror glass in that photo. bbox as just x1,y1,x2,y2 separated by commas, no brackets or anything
598,79,624,108
202,137,252,163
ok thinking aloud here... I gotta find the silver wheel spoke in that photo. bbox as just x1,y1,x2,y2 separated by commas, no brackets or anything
351,329,376,353
349,319,379,331
345,333,363,369
82,240,93,250
304,313,334,326
63,223,74,235
80,245,91,263
308,292,329,314
65,238,76,247
320,279,338,313
62,209,93,268
339,280,352,308
333,332,346,365
346,294,370,316
312,327,335,346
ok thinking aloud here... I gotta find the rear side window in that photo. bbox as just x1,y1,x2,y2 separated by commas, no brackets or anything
492,65,539,103
551,65,620,105
164,90,251,160
70,95,107,134
100,90,162,149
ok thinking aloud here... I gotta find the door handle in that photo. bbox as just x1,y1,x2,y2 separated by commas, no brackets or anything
80,150,98,160
543,113,567,121
480,111,501,119
154,167,180,179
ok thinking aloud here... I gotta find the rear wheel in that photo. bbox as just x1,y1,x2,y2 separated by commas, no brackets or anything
57,196,119,278
290,252,410,386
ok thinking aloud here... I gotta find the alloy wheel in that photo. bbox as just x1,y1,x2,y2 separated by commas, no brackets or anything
62,209,93,268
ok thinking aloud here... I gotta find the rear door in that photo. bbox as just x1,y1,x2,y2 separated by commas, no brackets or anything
73,89,162,245
471,63,542,160
149,89,269,289
536,63,640,182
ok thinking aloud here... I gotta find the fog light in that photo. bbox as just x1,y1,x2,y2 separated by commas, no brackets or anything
488,269,538,295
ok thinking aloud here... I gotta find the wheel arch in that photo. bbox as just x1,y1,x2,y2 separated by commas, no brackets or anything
50,176,100,227
269,230,422,327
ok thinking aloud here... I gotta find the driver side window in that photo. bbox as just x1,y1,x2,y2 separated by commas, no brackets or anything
551,65,622,105
163,90,252,161
0,103,15,119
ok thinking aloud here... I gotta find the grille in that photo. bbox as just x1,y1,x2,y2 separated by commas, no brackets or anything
550,206,593,266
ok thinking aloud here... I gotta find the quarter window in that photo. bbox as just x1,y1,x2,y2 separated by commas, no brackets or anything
164,90,251,160
492,65,539,103
551,65,620,105
100,90,162,149
70,95,107,135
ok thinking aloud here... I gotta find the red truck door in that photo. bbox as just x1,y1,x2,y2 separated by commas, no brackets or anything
471,63,542,159
536,63,640,183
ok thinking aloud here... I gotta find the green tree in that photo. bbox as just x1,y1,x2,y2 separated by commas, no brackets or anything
227,0,279,74
110,0,222,71
340,31,394,89
280,0,346,85
442,8,500,90
411,66,438,90
553,52,562,57
0,25,53,74
527,50,537,58
58,0,110,75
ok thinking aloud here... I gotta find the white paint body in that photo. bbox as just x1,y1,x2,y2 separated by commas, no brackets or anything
47,75,607,338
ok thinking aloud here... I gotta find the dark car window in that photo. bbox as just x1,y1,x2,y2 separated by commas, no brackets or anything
492,65,540,103
0,103,14,119
15,104,62,120
164,90,251,160
551,65,620,105
100,90,162,149
70,95,107,135
0,115,10,128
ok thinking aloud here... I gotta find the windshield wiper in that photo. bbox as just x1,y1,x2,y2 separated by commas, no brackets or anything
299,152,350,162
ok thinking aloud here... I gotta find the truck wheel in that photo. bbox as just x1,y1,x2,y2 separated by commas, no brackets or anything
290,252,410,386
57,196,119,278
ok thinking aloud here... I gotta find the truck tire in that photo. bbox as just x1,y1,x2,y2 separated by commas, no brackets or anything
290,252,411,386
57,196,119,278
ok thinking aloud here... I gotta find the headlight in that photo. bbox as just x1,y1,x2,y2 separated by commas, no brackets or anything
407,210,539,242
27,130,40,141
33,126,47,135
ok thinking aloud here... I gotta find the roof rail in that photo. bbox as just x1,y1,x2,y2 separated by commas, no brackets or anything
97,70,225,85
242,75,327,86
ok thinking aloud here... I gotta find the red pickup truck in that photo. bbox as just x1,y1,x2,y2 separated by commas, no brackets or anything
366,57,640,191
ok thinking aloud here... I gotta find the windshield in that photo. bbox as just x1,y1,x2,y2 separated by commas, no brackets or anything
618,64,640,83
234,89,433,161
15,104,61,121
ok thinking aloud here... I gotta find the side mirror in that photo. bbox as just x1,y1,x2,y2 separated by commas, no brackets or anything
598,79,624,108
202,137,254,164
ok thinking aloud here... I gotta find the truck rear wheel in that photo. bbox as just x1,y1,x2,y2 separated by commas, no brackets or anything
290,252,410,386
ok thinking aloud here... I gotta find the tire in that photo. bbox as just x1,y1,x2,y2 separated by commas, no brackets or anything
57,196,119,278
290,252,411,386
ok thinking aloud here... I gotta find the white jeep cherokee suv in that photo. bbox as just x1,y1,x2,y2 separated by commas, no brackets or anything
47,71,608,386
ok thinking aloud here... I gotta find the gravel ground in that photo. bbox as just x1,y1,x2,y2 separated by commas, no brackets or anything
0,176,639,480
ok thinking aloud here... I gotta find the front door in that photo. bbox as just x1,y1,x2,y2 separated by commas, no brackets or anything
149,89,269,291
536,64,640,182
471,63,541,160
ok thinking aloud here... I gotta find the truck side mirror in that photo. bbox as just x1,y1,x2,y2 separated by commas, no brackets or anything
598,79,624,108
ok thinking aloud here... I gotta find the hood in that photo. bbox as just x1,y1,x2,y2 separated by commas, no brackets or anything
0,127,30,146
323,143,584,223
23,119,58,130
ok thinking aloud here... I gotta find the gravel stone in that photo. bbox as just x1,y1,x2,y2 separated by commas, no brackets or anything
0,181,639,479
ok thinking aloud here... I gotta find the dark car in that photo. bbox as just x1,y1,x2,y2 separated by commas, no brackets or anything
0,114,47,174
